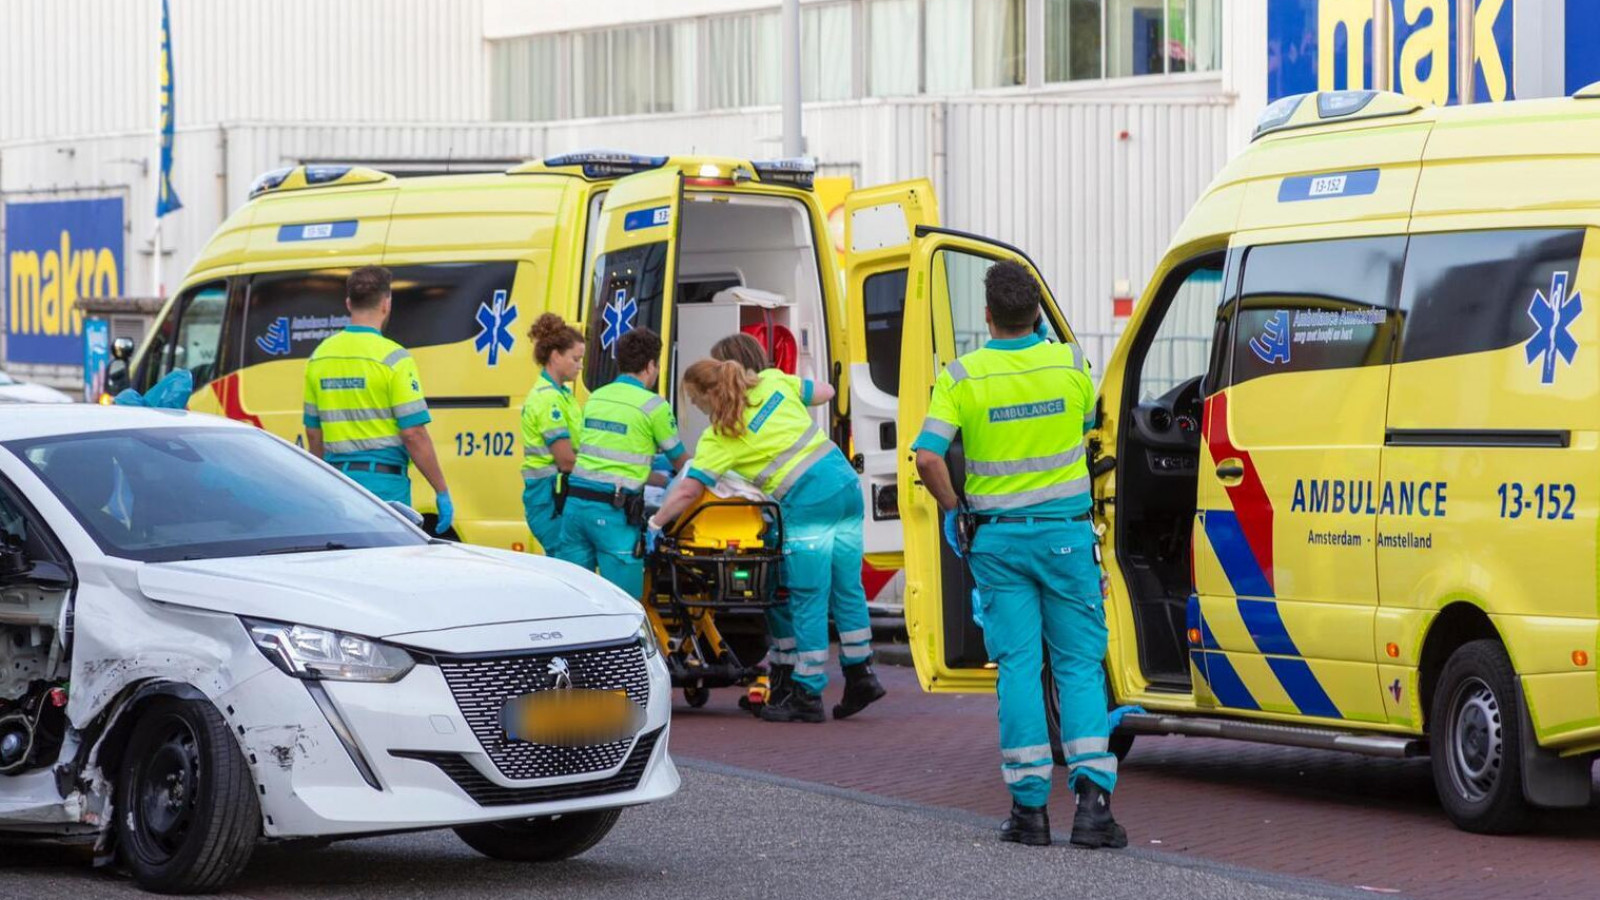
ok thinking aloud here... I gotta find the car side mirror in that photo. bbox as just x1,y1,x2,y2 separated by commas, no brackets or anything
105,358,130,395
388,501,425,528
111,337,135,361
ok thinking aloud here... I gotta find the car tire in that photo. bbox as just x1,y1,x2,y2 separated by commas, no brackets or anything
454,808,622,862
115,697,260,893
1430,639,1532,834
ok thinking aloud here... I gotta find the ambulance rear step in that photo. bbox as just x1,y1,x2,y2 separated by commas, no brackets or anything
1116,713,1425,759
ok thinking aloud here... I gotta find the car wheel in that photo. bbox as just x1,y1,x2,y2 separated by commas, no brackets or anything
454,808,621,862
1430,639,1532,834
116,697,260,893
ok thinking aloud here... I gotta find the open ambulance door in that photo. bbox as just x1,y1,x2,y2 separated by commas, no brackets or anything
899,227,1079,693
841,180,939,556
576,167,683,397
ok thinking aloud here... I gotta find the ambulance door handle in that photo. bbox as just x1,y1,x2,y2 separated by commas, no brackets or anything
1215,461,1245,484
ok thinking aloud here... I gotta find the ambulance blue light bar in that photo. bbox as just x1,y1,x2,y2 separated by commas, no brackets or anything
541,151,669,179
1252,94,1306,140
751,157,816,189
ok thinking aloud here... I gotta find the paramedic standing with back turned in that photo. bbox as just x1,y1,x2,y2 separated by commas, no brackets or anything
304,265,454,535
911,261,1124,849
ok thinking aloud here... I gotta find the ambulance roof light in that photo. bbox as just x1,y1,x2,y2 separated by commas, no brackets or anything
1252,90,1424,142
1574,80,1600,99
534,150,669,179
1252,94,1306,139
751,157,816,189
248,165,393,199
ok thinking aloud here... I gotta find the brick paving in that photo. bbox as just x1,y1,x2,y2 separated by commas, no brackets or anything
669,662,1600,900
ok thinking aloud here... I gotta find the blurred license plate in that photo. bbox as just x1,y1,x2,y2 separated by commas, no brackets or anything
500,689,643,746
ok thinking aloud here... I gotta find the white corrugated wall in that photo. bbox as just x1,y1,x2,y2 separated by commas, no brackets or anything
0,0,487,144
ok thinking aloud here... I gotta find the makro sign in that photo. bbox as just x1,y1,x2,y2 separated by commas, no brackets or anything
1268,0,1514,104
4,197,125,366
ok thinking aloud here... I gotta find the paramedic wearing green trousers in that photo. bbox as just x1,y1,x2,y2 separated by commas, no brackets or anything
558,328,686,596
651,356,887,724
304,265,453,534
519,313,586,556
911,261,1124,849
705,333,881,719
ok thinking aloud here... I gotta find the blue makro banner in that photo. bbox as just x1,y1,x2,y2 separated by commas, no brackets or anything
4,197,126,366
1269,0,1514,104
1569,0,1600,94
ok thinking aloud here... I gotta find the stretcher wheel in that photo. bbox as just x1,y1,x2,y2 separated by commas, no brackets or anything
683,686,711,708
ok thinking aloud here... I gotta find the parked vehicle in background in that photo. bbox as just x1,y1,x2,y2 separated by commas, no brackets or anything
0,406,676,893
0,371,72,404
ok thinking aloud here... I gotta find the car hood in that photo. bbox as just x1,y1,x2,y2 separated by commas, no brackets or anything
0,383,73,404
136,542,642,639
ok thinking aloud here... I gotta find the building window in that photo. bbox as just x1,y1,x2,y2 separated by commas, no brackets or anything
868,0,921,96
490,35,562,121
1045,0,1103,81
707,11,782,108
1104,0,1220,78
803,3,854,102
570,23,683,118
924,0,1025,93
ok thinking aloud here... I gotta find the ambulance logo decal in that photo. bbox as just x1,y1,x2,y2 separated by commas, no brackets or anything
474,289,517,367
601,288,637,355
1525,271,1581,385
255,316,292,357
1248,310,1292,365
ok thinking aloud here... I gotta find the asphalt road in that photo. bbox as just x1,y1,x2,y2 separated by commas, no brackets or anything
0,765,1353,900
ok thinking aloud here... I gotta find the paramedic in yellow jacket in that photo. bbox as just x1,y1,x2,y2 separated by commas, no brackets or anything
651,356,886,724
519,313,585,556
304,265,453,534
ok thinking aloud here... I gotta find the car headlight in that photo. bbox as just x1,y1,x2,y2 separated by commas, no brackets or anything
244,618,416,683
638,618,660,659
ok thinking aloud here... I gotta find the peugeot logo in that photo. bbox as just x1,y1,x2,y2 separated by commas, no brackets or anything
546,656,573,690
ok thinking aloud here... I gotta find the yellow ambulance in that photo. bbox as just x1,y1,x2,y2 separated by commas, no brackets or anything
899,89,1600,833
119,154,936,569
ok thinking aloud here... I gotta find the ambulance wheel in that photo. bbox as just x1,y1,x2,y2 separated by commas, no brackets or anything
1430,640,1532,834
455,808,621,862
116,697,260,893
683,686,711,708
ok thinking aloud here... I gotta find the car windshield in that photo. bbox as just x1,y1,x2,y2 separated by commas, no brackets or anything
5,426,427,562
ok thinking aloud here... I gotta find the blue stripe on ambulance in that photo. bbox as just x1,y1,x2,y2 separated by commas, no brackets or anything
1193,651,1260,711
1201,510,1274,598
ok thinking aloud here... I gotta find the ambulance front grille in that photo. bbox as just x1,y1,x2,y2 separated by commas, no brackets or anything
435,640,651,781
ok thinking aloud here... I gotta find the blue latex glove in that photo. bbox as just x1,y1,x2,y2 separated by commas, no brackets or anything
942,509,963,558
112,388,148,407
970,588,986,630
434,491,454,535
144,369,194,409
1107,704,1146,730
643,521,664,555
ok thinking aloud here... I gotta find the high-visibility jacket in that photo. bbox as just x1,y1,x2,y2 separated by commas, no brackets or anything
911,334,1094,517
686,368,833,500
303,326,430,465
520,370,581,482
570,375,683,493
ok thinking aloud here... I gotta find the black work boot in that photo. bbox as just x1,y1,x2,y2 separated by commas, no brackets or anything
759,683,825,723
1069,781,1127,849
832,662,886,719
999,800,1051,846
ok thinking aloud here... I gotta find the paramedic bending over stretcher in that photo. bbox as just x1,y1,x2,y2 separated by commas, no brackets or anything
650,358,886,724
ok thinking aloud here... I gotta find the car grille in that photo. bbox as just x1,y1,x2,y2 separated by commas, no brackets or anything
434,640,651,781
391,727,663,807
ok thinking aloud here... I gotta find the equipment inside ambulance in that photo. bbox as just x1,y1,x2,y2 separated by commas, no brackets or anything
899,88,1600,835
119,155,939,577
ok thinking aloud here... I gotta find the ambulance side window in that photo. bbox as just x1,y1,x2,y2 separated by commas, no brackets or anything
1228,236,1407,386
152,281,230,389
242,272,349,366
1135,260,1225,402
863,269,908,395
1396,229,1585,363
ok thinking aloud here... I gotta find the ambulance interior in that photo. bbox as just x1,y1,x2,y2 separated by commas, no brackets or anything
1112,255,1225,691
668,193,831,450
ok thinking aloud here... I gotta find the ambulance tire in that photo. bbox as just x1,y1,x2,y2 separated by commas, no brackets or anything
115,697,260,894
454,808,621,862
1430,640,1532,834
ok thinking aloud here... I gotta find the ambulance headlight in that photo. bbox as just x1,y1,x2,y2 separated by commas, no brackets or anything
245,618,416,683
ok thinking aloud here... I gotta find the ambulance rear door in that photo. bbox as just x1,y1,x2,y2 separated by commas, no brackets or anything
899,227,1079,693
841,180,939,555
577,168,684,396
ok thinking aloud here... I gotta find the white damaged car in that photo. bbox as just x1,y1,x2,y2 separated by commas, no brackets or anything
0,406,677,893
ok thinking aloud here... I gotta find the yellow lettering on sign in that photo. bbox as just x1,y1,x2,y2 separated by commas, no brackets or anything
40,249,60,337
95,248,119,298
1318,0,1373,91
8,252,39,334
60,231,83,338
1398,0,1449,106
1475,0,1509,102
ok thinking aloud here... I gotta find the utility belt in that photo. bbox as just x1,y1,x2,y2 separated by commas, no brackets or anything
338,461,404,476
566,482,646,526
955,509,1092,556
